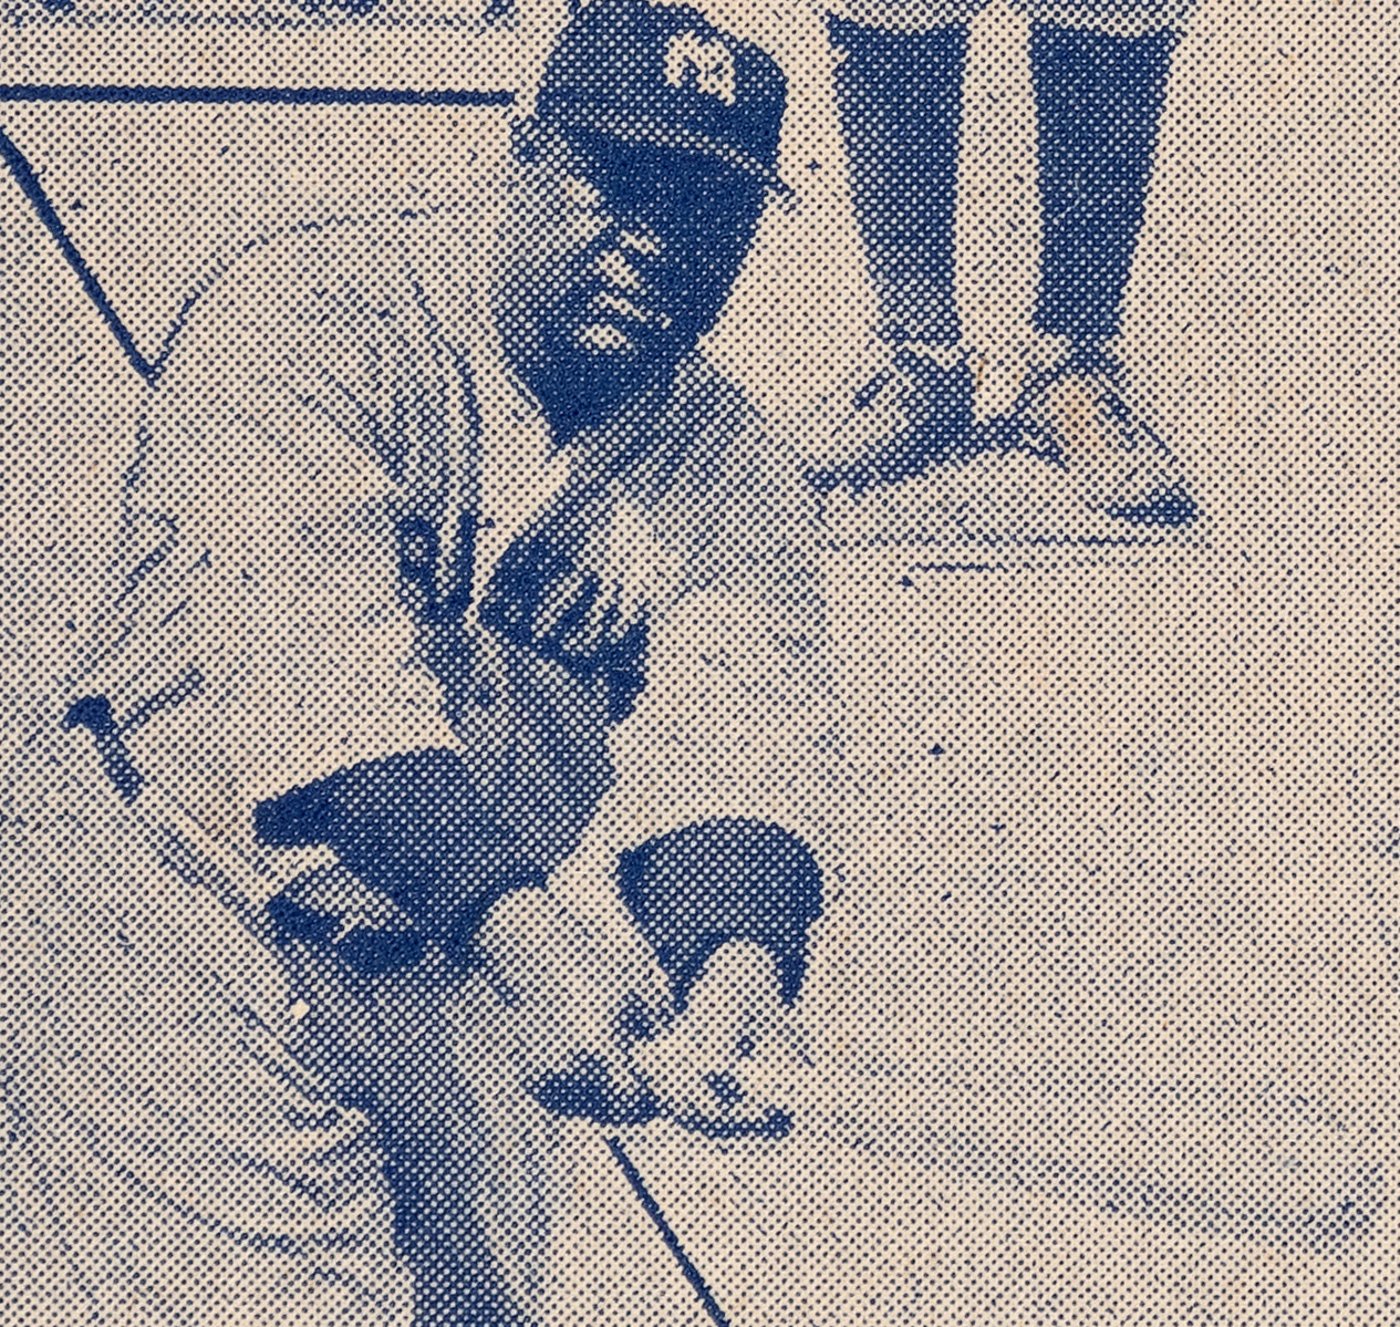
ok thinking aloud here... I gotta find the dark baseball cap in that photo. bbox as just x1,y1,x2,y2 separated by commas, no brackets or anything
536,0,788,189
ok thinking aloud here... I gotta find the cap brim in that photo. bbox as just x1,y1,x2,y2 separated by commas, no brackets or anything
546,107,788,193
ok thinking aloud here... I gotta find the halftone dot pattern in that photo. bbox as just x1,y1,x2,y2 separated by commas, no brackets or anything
2,0,1399,1323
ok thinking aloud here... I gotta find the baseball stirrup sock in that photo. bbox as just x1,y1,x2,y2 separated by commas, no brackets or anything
829,18,969,347
1030,23,1178,347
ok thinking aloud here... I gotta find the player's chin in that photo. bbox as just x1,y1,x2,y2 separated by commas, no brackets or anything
515,309,686,434
521,347,648,438
562,322,681,395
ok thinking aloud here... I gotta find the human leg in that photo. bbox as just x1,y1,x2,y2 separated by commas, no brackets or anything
812,15,979,493
1011,5,1199,524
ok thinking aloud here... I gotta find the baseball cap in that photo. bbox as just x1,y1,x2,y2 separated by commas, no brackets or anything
536,0,788,189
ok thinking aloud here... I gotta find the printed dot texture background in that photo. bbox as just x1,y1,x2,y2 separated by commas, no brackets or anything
2,0,1398,1323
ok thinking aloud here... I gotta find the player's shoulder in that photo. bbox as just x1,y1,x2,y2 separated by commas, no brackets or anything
668,354,806,496
671,353,755,423
655,353,760,469
158,207,482,380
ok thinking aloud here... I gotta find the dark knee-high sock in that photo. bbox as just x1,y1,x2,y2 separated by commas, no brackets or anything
829,17,969,349
1029,23,1178,352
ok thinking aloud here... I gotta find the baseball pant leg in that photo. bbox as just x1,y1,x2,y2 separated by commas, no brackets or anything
828,14,975,350
1014,0,1192,352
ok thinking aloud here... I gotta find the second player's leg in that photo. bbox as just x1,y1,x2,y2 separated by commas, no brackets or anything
812,8,982,494
1010,1,1198,524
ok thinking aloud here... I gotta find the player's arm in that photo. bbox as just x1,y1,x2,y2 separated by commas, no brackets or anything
472,881,672,1123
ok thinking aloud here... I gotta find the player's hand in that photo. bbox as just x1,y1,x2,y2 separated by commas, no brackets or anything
631,941,810,1140
475,887,673,1124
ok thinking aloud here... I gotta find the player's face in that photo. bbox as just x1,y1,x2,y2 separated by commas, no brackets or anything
495,120,766,440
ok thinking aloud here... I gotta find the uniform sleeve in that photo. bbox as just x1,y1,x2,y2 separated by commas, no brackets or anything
82,224,470,846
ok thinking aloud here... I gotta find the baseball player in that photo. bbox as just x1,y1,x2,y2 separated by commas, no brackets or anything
10,2,817,1322
810,0,1199,525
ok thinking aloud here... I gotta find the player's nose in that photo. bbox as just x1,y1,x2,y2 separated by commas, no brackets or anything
591,226,674,331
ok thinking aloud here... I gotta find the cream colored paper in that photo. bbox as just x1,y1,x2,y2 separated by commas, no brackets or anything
2,1,1397,1322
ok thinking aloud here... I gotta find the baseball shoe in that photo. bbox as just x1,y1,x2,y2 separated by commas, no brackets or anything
1011,351,1198,527
806,348,979,497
